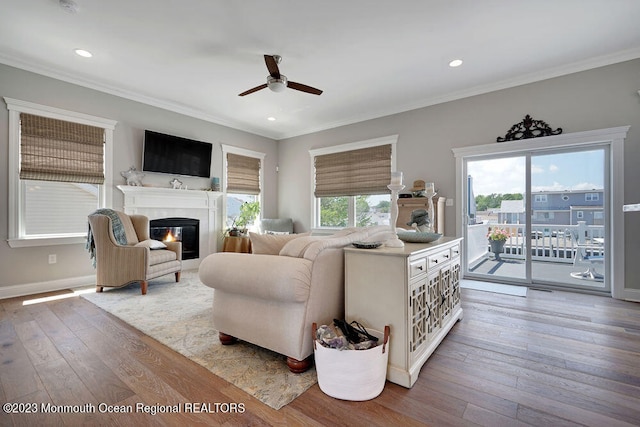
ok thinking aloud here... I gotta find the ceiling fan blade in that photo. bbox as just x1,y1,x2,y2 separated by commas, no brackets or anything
288,81,323,95
238,83,268,96
264,55,280,79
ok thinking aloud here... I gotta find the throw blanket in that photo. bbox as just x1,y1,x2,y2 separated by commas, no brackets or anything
86,209,128,267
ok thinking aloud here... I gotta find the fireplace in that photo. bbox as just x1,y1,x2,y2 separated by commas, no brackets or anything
118,185,221,269
150,217,199,260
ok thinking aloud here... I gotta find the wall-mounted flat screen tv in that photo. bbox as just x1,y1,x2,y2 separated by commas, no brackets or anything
142,130,212,178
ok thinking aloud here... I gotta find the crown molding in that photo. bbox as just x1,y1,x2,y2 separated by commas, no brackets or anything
3,47,640,141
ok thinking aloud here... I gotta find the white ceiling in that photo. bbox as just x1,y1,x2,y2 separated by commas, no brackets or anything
2,0,640,140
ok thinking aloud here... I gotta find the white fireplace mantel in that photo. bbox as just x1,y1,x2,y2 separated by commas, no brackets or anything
117,185,222,269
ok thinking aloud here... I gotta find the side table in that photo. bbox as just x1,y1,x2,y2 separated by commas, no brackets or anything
222,236,252,253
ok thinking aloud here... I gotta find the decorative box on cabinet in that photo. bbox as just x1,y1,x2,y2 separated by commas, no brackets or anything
396,197,446,234
344,237,463,388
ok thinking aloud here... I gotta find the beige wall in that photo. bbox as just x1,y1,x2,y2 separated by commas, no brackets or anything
278,59,640,290
0,64,277,290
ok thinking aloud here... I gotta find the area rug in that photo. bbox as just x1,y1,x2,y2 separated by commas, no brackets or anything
81,270,317,409
460,279,528,297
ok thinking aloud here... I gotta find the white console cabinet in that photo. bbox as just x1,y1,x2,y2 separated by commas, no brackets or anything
344,237,463,388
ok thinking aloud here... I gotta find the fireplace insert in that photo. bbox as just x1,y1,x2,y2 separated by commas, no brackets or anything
150,217,199,260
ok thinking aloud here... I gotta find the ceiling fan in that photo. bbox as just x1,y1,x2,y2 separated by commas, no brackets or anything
239,54,323,96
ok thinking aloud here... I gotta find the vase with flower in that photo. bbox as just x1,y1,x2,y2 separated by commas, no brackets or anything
487,227,510,260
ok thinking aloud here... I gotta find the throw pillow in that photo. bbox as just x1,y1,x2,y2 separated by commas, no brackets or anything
135,239,167,250
249,232,311,255
116,211,139,244
279,235,323,258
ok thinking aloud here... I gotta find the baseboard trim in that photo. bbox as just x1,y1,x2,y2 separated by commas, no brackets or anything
0,275,95,300
621,287,640,302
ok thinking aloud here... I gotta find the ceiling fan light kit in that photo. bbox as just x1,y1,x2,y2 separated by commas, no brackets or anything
267,76,287,92
239,54,323,96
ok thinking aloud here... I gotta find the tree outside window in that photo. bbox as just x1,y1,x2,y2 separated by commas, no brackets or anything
319,195,390,228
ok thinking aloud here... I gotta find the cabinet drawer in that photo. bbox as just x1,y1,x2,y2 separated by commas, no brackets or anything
450,244,461,260
427,250,450,270
409,258,427,278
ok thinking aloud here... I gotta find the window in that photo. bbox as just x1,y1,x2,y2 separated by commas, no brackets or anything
585,192,599,201
534,194,547,203
577,211,584,219
221,145,265,230
310,135,397,229
5,98,116,247
534,211,554,220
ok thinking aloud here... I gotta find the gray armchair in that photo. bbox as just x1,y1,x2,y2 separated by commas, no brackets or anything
257,218,294,234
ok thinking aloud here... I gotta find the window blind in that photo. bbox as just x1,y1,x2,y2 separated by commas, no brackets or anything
226,153,261,195
314,144,392,197
19,113,105,184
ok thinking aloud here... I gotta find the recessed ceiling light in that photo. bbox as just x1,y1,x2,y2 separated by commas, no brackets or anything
267,116,276,121
74,49,93,58
59,0,79,14
449,59,463,67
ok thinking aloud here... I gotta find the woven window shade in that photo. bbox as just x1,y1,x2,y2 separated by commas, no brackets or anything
314,144,392,197
226,153,261,195
20,113,105,184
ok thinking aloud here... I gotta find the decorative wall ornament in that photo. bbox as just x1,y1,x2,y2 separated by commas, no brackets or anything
120,166,145,186
170,178,183,189
497,114,562,142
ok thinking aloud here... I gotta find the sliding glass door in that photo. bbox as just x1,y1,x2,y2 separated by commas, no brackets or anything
466,155,527,282
463,146,609,292
530,148,607,290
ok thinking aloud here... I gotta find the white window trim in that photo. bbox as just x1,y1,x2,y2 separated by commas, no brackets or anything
5,97,117,248
534,194,547,202
220,144,266,224
308,135,398,232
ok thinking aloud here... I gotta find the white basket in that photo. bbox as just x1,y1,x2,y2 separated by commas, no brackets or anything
313,323,390,401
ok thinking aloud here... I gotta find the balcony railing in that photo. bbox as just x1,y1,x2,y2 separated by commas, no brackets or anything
468,221,605,265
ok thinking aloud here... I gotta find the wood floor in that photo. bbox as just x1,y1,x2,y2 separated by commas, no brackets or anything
1,286,639,426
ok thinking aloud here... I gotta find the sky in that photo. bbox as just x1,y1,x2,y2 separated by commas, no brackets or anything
468,149,605,196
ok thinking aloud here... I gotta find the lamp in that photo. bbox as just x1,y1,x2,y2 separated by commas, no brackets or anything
268,76,288,92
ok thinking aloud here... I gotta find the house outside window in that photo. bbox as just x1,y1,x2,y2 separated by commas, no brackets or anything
221,145,265,230
5,98,116,248
309,135,397,230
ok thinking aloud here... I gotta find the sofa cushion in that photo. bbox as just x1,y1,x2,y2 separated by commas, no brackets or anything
279,235,325,258
302,231,370,261
148,248,177,265
279,226,391,260
250,231,310,255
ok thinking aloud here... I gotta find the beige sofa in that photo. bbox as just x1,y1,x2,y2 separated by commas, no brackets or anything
198,225,392,372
